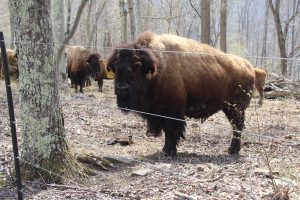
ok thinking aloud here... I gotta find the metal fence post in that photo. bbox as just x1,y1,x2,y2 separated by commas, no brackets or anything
0,32,23,200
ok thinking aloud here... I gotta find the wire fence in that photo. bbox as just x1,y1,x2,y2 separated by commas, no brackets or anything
1,38,300,199
2,38,300,82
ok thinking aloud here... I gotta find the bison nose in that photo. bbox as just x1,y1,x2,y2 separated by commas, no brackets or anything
116,85,129,97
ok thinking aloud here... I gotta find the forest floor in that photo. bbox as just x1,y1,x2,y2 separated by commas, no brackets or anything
0,79,300,200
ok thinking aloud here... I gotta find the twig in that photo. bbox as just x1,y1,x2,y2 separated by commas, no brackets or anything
262,149,278,192
46,183,92,191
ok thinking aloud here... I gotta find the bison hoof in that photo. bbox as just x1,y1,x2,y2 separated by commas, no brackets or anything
228,138,241,154
163,146,177,157
146,131,153,137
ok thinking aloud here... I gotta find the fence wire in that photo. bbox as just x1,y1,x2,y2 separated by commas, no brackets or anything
1,43,300,199
1,39,300,62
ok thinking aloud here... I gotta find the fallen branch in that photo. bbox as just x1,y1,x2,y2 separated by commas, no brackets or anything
198,173,225,183
46,183,91,191
265,90,300,99
76,154,115,170
174,192,198,200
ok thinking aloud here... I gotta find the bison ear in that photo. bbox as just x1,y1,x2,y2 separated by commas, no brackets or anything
138,48,158,79
86,55,93,65
14,52,18,59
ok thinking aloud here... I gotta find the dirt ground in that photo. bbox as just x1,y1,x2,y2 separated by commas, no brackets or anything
1,79,300,200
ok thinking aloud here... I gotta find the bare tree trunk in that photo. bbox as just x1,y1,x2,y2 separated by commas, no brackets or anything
88,0,108,47
269,0,288,76
66,0,72,35
86,0,94,47
200,0,211,44
261,0,269,67
119,0,128,43
220,0,227,52
9,0,80,182
290,0,297,54
136,0,143,34
94,25,98,52
289,0,299,77
128,0,137,41
245,4,250,49
103,31,112,57
54,0,66,80
8,0,16,49
144,1,150,31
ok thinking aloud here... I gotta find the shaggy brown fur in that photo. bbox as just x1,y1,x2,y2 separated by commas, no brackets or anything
94,59,114,92
0,49,18,80
107,32,255,156
66,46,101,93
253,67,267,106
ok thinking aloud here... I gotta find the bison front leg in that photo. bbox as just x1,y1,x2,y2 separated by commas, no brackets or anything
223,107,245,154
146,117,162,137
97,79,103,92
162,119,186,157
79,81,84,93
74,81,79,92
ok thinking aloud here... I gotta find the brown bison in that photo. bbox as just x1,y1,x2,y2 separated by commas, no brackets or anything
0,49,18,80
94,59,114,92
66,46,101,93
107,31,255,157
253,68,267,106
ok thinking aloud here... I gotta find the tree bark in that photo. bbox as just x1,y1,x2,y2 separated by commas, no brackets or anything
261,0,269,67
136,0,143,34
86,0,94,47
8,0,16,49
269,0,288,76
128,0,137,41
119,0,128,43
66,0,72,35
103,31,112,57
9,0,80,182
200,0,211,44
54,0,66,80
220,0,227,52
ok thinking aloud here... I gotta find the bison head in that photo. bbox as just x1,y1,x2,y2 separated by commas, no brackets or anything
87,53,101,77
107,45,159,111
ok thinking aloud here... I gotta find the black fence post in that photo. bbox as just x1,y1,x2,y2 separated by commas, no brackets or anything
0,32,23,200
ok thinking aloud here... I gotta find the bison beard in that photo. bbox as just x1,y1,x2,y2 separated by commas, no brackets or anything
107,32,255,157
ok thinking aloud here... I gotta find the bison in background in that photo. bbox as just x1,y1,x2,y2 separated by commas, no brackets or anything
107,31,255,157
253,68,267,106
66,46,101,93
0,49,18,80
94,59,114,92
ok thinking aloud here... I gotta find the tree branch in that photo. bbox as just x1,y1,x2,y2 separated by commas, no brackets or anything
284,10,300,39
88,0,108,47
188,0,201,19
55,0,89,70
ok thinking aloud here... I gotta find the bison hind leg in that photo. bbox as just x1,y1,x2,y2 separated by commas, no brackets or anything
222,106,245,155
